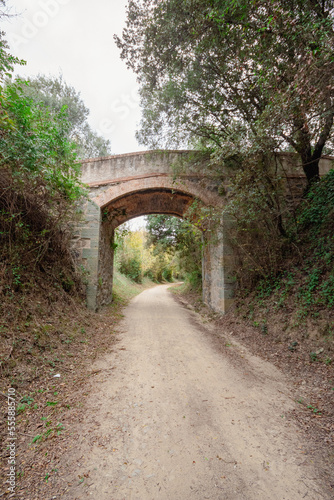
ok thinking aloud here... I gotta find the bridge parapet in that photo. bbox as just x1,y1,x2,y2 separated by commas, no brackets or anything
81,150,193,185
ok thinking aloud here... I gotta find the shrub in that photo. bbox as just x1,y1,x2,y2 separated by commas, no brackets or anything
119,255,142,283
0,79,85,295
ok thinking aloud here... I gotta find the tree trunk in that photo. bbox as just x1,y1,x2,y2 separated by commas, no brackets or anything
300,101,334,185
301,152,320,185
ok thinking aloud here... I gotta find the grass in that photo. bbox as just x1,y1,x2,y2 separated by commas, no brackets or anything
112,269,157,304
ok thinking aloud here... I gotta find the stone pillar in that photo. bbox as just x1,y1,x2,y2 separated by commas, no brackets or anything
202,233,212,307
79,200,101,311
202,217,235,314
96,222,115,308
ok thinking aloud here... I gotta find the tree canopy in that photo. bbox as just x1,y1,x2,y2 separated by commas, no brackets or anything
18,74,111,159
0,3,26,129
146,214,198,252
116,0,334,183
146,214,202,280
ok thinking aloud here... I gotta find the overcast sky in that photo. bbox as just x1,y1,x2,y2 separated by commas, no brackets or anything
3,0,143,155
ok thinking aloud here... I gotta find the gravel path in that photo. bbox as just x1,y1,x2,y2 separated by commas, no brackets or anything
63,284,329,499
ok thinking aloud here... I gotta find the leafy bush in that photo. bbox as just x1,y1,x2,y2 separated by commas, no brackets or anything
18,74,111,159
162,267,173,282
297,170,334,235
185,270,202,290
119,255,142,283
115,224,179,284
222,153,293,292
0,79,86,294
248,169,334,317
0,80,82,199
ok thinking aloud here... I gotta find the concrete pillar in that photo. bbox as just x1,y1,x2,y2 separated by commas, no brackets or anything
202,216,235,314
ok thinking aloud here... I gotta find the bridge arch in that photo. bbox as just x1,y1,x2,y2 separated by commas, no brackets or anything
77,151,235,314
100,187,195,227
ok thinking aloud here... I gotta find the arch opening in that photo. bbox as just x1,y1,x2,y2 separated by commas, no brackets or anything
101,187,196,230
114,214,202,287
96,188,202,306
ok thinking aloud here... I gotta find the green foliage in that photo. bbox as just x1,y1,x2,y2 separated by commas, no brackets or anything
146,215,202,282
185,270,202,290
162,267,173,282
1,80,82,199
114,217,201,287
297,169,334,232
116,0,334,183
249,169,334,318
114,227,144,283
0,8,26,129
116,0,334,324
146,215,188,251
17,74,111,159
293,171,334,311
0,33,25,81
0,78,85,295
309,352,318,362
119,255,142,283
218,153,292,290
306,404,322,415
0,11,93,301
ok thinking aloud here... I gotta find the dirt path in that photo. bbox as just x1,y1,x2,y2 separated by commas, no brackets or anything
62,285,329,499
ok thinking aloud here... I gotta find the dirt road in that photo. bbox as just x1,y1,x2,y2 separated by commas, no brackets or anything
63,285,329,499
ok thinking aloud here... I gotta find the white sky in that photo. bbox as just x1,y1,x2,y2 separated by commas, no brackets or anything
2,0,144,155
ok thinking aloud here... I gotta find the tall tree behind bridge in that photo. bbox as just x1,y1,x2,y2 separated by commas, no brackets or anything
17,74,111,159
116,0,334,184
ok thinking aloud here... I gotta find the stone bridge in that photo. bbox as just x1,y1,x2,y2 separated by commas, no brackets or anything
76,149,334,314
76,150,234,313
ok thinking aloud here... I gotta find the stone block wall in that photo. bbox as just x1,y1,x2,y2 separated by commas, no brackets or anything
96,219,115,307
72,200,101,310
202,218,235,314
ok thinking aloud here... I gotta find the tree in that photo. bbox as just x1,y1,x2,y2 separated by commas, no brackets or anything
0,11,85,288
0,1,26,129
0,80,82,199
0,78,85,259
17,74,111,159
116,0,334,184
146,215,202,282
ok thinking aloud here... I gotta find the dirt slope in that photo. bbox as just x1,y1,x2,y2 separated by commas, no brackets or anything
58,284,330,499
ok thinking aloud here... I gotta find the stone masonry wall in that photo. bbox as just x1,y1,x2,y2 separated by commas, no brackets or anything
73,200,101,311
96,219,115,308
